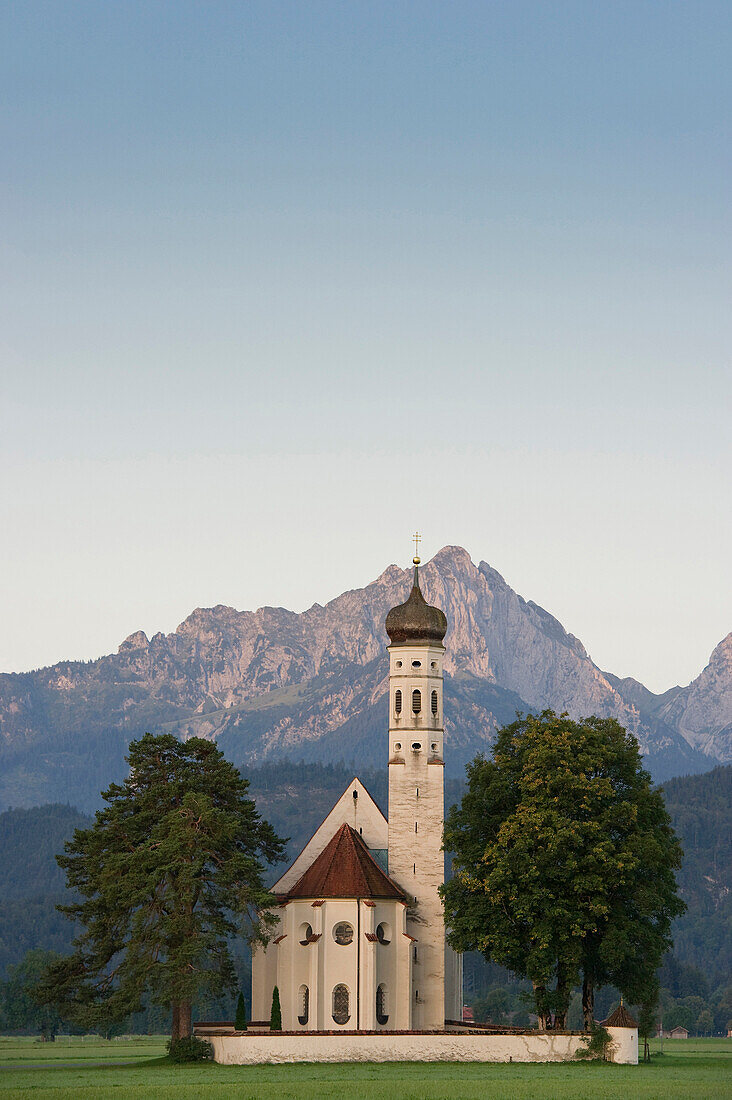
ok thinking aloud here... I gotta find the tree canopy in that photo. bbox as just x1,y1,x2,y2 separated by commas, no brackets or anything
441,710,684,1029
35,733,286,1039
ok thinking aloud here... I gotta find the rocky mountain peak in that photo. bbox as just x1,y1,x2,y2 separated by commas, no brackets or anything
657,633,732,762
118,630,149,652
0,546,727,811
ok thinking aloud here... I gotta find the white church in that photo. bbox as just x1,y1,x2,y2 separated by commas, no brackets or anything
251,555,463,1030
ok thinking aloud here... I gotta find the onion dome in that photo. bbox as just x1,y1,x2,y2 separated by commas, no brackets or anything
385,560,447,646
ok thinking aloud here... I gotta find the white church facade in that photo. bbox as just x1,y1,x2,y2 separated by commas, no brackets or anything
251,556,463,1030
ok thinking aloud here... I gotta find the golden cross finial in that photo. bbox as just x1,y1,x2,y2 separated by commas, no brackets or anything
413,531,421,565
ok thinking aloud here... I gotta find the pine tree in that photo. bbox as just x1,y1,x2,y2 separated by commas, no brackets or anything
270,985,282,1031
235,992,247,1031
34,734,286,1040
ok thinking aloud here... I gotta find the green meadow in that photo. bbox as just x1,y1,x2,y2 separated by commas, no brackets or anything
0,1036,729,1099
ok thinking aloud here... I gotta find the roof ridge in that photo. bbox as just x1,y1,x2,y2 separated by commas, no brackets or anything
285,822,405,900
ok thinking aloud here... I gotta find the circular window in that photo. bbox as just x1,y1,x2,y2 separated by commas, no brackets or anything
394,742,402,751
299,922,313,945
333,921,354,946
412,660,421,668
395,660,402,668
431,742,439,751
431,661,437,669
376,922,391,945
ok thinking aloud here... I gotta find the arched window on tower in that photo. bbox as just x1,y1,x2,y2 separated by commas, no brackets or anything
298,984,309,1026
412,689,421,715
394,689,402,716
431,690,438,716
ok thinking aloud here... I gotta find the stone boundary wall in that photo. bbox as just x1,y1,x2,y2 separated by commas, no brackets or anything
197,1028,636,1065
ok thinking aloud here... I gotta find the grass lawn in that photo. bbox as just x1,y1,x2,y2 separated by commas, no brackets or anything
0,1035,729,1099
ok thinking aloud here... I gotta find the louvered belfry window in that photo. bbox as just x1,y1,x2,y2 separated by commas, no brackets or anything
332,984,350,1025
412,689,421,714
395,689,402,715
431,689,438,716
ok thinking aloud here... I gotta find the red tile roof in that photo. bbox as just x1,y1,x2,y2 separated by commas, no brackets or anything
284,824,406,901
602,1004,638,1028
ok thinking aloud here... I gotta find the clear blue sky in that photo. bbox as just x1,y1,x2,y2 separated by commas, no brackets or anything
1,1,730,690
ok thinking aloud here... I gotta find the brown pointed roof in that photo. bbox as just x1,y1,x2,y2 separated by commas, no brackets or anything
284,823,406,901
602,1004,638,1028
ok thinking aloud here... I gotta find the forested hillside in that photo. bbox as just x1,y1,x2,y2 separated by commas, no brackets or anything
0,805,91,976
1,764,729,1033
660,767,731,978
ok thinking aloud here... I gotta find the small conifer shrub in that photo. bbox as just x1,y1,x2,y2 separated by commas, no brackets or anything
235,992,248,1031
270,985,282,1031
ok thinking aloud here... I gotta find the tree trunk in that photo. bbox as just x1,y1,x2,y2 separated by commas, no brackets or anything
554,973,570,1030
171,1000,192,1041
582,974,595,1031
532,981,549,1030
179,1001,192,1039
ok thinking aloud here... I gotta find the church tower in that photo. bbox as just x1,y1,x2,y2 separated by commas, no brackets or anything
385,551,448,1030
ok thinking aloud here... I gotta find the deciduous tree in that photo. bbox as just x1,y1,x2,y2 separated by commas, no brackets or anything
441,711,684,1029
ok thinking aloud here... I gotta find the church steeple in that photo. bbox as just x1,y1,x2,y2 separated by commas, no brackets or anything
385,545,447,1030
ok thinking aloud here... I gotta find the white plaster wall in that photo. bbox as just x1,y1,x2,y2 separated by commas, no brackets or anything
252,923,280,1022
278,899,320,1030
320,899,360,1030
208,1032,590,1065
606,1026,638,1065
371,901,398,1029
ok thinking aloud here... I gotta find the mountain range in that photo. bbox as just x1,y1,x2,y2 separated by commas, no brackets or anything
0,546,729,811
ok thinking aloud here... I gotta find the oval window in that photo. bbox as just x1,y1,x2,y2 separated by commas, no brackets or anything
412,689,421,714
376,922,391,945
412,741,422,751
332,984,350,1025
412,660,421,668
333,921,354,946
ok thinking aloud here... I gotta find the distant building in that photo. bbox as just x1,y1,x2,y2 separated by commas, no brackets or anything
658,1025,690,1039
